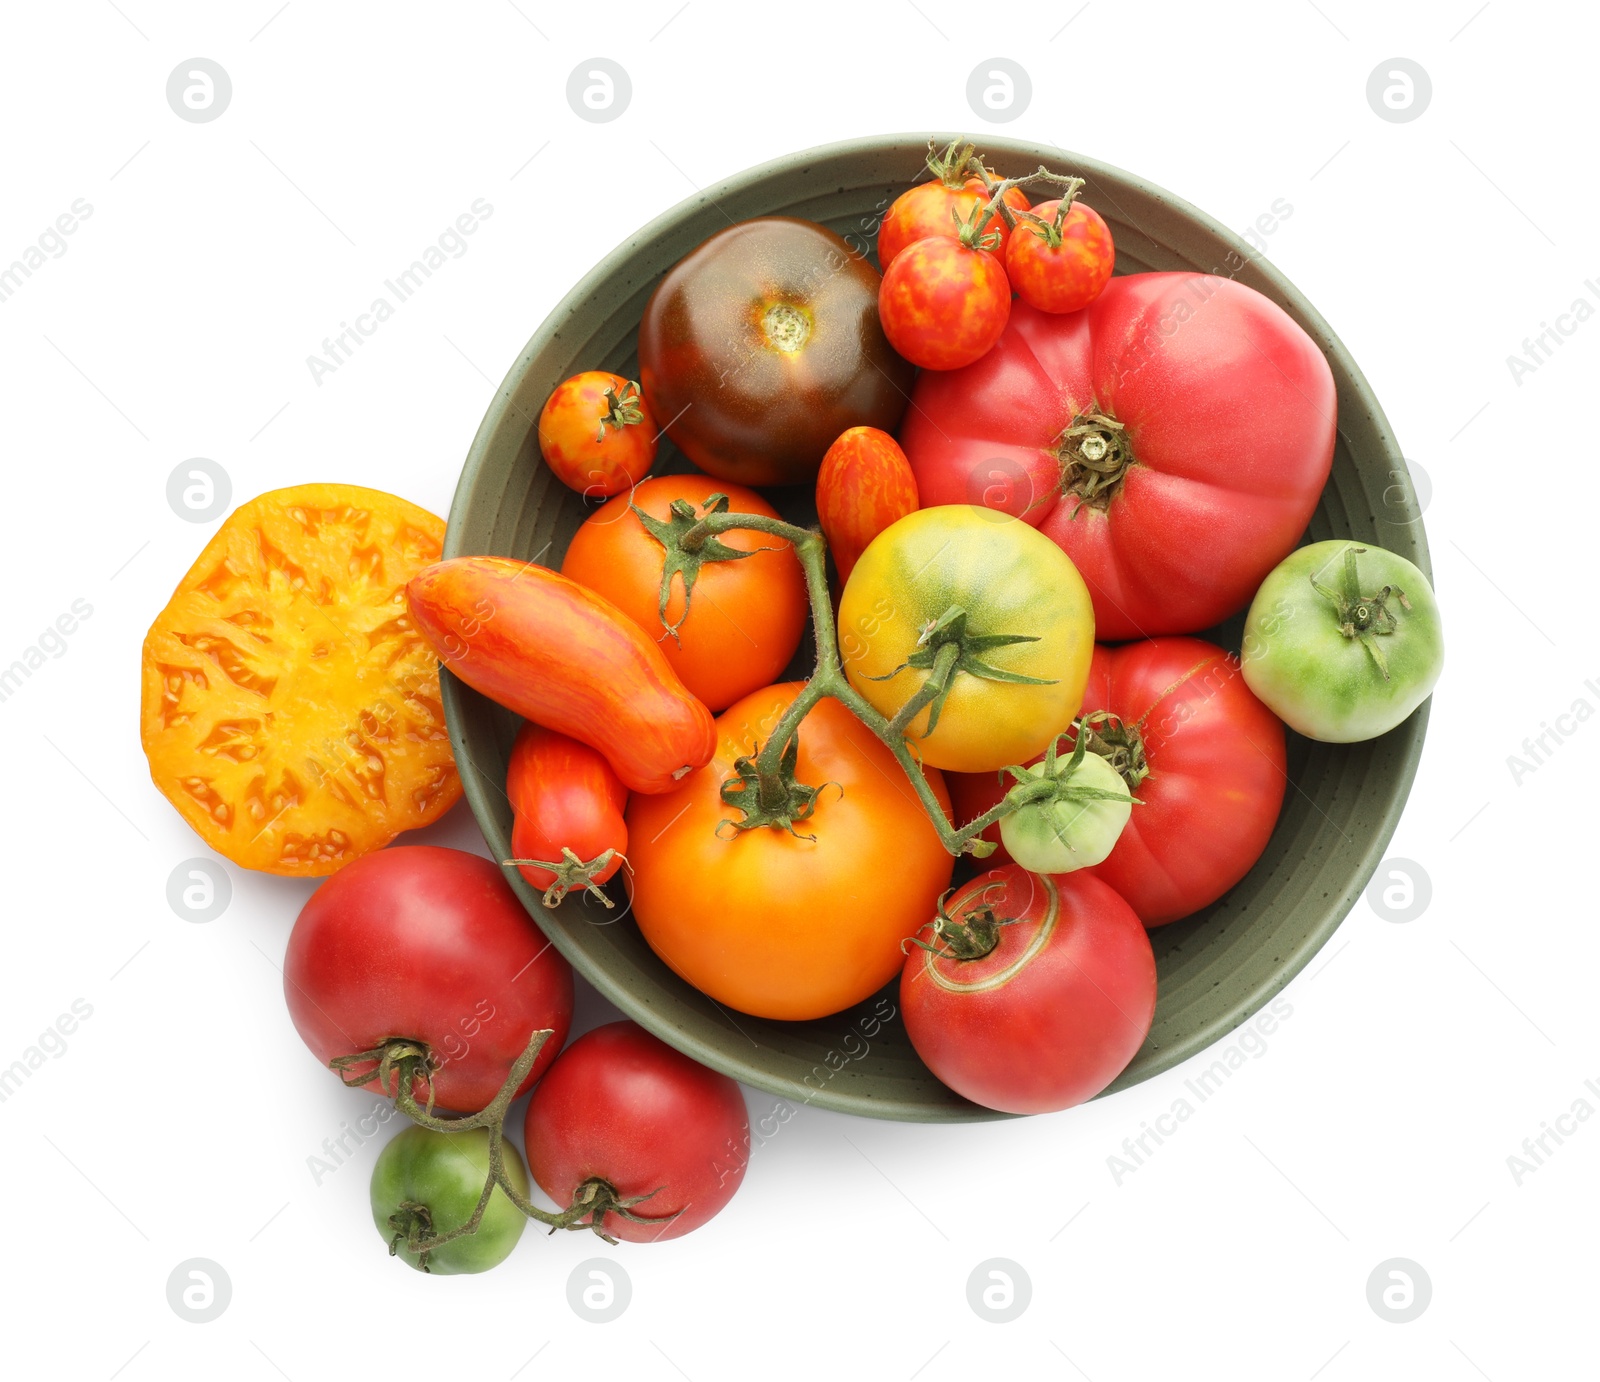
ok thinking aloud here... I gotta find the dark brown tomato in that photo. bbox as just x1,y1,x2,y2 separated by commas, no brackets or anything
637,217,914,487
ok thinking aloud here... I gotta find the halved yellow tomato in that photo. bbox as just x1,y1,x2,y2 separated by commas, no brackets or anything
141,484,459,875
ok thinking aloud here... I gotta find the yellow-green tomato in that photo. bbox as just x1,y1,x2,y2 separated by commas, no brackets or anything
370,1125,530,1275
999,749,1133,873
1241,540,1443,743
838,505,1095,773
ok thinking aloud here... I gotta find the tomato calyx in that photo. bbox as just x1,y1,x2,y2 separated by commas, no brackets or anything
634,492,779,644
596,380,648,442
502,846,624,908
557,1176,680,1245
952,200,1004,254
868,605,1055,740
386,1199,441,1272
1014,177,1088,248
926,136,983,188
719,730,832,839
905,883,1017,961
331,1037,441,1114
1072,711,1152,792
1309,545,1413,682
1056,408,1136,510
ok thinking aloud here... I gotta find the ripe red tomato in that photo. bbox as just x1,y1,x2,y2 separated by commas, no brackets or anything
899,274,1337,637
815,426,919,582
284,847,574,1112
560,475,807,711
523,1021,749,1243
626,683,954,1021
537,371,656,498
1004,198,1114,313
879,234,1011,371
1080,637,1287,924
901,866,1156,1114
505,723,627,904
944,638,1287,925
878,176,1030,270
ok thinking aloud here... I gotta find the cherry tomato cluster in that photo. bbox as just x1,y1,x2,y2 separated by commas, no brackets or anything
877,140,1116,371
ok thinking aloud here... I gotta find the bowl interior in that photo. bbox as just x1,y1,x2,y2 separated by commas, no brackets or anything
440,135,1430,1122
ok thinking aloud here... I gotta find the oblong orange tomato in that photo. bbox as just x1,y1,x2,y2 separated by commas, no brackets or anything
560,474,807,711
626,683,955,1021
406,556,715,794
815,427,919,583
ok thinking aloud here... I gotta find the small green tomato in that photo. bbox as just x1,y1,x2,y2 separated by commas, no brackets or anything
370,1124,530,1275
998,735,1135,874
1241,540,1443,743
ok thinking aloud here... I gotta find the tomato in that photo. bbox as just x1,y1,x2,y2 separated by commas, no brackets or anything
879,232,1011,371
523,1021,750,1243
1242,541,1443,743
997,736,1133,874
945,638,1288,926
371,1125,530,1274
537,371,657,498
1004,197,1114,313
900,866,1156,1114
140,484,459,876
838,505,1095,773
284,846,574,1112
560,475,807,711
878,173,1030,270
815,426,919,583
900,274,1337,637
626,683,954,1021
504,723,627,904
407,555,715,794
638,217,913,486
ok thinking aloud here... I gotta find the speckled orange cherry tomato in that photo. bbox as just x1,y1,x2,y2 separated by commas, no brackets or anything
537,370,657,498
815,427,919,582
878,176,1030,271
1004,198,1115,314
878,233,1012,372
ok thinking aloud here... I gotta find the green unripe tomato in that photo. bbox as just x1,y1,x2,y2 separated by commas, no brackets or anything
370,1124,530,1275
999,747,1133,874
1241,540,1443,743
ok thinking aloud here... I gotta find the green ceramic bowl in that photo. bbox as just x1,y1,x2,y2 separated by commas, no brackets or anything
440,134,1430,1122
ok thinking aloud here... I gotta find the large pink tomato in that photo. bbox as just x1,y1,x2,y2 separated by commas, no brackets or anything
899,273,1336,639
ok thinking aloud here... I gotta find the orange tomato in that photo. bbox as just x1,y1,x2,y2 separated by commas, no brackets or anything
878,235,1012,372
815,427,919,582
625,683,954,1021
140,485,459,876
560,475,808,711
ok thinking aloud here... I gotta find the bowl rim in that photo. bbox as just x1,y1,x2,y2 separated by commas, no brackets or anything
442,132,1430,1120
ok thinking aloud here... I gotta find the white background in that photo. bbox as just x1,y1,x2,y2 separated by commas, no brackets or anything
1,2,1593,1378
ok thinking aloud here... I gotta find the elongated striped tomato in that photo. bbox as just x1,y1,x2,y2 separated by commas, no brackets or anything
505,723,627,904
407,556,715,794
815,427,919,583
900,865,1155,1114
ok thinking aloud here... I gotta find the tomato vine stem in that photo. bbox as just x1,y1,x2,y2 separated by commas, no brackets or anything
671,507,1070,858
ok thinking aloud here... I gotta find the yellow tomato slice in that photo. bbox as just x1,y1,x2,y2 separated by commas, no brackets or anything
140,484,460,875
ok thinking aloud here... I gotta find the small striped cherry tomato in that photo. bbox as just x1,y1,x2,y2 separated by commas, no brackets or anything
878,225,1011,372
815,427,919,582
878,172,1029,270
538,370,657,498
1004,197,1115,314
